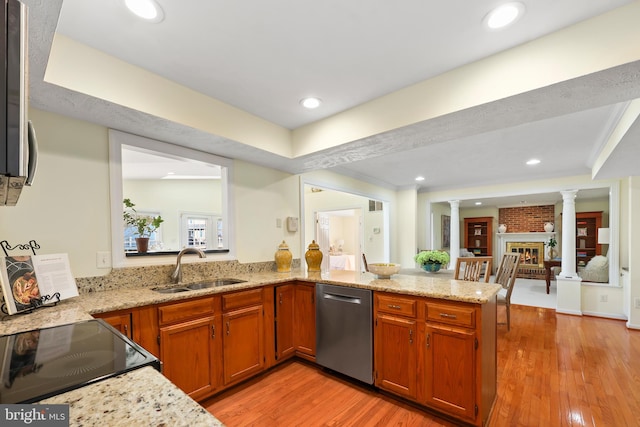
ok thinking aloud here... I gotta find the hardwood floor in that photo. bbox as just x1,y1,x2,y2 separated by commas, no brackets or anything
202,305,640,426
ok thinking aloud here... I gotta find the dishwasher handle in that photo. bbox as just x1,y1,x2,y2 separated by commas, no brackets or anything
322,292,362,305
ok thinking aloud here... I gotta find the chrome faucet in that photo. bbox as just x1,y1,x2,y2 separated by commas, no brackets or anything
171,247,206,284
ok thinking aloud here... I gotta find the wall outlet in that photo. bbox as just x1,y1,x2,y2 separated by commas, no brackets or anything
599,294,608,303
96,251,111,269
276,218,282,228
635,297,640,309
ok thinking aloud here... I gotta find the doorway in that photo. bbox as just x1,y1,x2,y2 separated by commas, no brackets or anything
316,209,363,272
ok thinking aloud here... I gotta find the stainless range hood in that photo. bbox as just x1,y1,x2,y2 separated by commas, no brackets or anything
1,0,38,206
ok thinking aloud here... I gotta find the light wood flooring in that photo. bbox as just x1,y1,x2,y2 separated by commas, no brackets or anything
202,305,640,426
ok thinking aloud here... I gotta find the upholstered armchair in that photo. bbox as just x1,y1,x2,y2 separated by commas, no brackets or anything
580,255,609,283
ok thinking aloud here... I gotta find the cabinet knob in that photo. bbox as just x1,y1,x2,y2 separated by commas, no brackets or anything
226,321,230,335
409,329,413,344
426,333,430,348
211,325,215,339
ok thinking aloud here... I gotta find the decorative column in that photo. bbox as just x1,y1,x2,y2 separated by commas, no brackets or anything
449,200,460,269
559,190,578,277
556,189,582,316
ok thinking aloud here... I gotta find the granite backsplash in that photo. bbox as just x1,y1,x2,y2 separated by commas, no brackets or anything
2,259,301,298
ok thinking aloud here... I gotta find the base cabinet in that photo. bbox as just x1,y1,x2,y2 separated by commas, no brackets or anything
374,291,496,427
157,296,222,401
222,289,265,385
93,306,159,357
95,282,495,426
95,312,132,338
374,313,417,399
275,284,295,361
160,316,220,400
293,283,316,359
423,323,477,421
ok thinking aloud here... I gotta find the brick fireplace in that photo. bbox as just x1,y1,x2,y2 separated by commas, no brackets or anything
497,205,556,279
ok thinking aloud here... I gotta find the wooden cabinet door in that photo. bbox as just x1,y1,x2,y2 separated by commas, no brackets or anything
424,323,477,422
275,284,295,361
374,313,417,399
294,283,316,357
132,305,160,357
96,312,132,338
160,316,219,400
223,305,265,385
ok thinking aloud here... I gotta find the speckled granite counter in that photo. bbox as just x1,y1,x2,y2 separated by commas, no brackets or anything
39,367,223,427
1,268,500,334
0,265,500,426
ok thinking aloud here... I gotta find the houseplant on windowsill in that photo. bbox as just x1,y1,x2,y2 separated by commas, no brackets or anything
123,198,164,253
414,250,450,273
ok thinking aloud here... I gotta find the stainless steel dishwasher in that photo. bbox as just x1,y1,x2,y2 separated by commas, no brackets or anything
316,283,373,384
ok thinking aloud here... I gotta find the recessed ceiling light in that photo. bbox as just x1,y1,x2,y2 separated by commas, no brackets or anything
475,202,482,206
300,97,322,109
415,176,425,181
526,158,541,165
484,2,525,30
124,0,164,22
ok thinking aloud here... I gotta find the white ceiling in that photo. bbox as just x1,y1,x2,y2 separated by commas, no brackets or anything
22,0,640,206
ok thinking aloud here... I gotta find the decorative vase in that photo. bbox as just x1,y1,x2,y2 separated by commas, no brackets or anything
274,240,293,272
547,247,558,260
498,224,507,233
544,222,554,232
422,262,441,273
135,237,149,253
305,240,323,272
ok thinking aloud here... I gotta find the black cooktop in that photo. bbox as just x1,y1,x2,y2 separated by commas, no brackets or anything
0,319,160,403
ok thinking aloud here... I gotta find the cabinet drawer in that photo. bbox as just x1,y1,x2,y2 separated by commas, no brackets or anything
158,297,216,325
222,288,263,311
425,302,476,328
376,294,417,317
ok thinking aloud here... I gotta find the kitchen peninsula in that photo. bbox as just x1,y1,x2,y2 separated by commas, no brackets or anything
0,265,501,426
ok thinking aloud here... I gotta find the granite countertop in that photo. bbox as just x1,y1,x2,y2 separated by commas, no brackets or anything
39,367,223,427
0,267,500,426
1,269,501,335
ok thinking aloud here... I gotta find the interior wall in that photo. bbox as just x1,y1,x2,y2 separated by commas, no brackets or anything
0,109,111,277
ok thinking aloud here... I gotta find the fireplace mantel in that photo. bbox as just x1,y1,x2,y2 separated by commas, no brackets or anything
497,232,556,263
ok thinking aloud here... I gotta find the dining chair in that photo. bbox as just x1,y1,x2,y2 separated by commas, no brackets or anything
454,256,493,282
494,253,521,331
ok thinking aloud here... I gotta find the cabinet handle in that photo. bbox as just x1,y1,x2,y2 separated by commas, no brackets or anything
440,313,457,319
211,324,215,339
124,324,128,335
226,321,230,335
279,293,283,304
387,304,401,310
426,333,430,348
409,329,413,344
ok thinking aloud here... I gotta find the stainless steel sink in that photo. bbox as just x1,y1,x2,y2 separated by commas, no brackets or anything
186,278,247,290
152,287,191,294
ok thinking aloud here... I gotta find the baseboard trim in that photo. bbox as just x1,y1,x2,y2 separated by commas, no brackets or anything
556,308,582,316
581,310,627,320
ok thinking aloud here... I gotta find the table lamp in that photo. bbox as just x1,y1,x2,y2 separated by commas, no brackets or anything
597,228,610,256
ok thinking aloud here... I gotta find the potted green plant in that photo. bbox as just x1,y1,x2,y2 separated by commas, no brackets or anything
123,198,164,253
414,250,451,272
545,237,558,259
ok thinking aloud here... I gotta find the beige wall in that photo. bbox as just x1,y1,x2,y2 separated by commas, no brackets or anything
0,109,111,278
